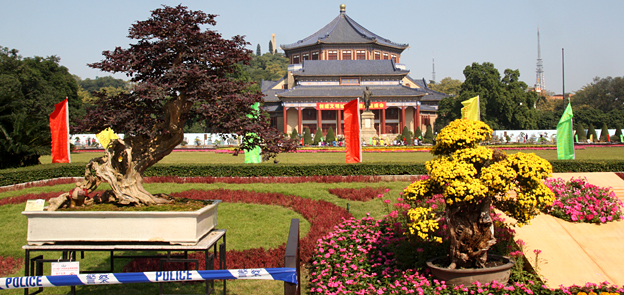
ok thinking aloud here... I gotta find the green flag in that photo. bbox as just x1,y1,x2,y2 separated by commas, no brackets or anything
461,96,480,121
556,102,574,160
244,102,262,163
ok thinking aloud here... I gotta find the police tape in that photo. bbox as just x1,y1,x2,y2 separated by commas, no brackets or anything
0,267,297,290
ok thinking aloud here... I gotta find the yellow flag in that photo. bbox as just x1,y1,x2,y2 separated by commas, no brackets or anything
461,96,480,121
96,128,119,148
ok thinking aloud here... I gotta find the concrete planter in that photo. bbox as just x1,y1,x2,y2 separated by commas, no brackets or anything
426,254,514,286
22,200,220,246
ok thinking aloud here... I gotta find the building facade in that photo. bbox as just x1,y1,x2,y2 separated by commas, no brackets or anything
262,4,446,138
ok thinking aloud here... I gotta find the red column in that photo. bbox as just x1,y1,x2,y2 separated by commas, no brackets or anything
297,107,303,133
415,104,421,131
381,108,386,134
283,106,288,134
337,109,342,135
400,106,406,132
317,109,322,134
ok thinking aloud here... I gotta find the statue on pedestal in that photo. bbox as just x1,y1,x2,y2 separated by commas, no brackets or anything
362,86,372,112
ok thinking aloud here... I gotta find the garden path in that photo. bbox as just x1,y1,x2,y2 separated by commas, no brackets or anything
513,172,624,288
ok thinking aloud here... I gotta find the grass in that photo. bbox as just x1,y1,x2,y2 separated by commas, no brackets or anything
38,145,624,165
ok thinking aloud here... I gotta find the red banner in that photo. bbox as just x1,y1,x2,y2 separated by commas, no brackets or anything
316,101,386,110
49,98,70,163
344,99,362,163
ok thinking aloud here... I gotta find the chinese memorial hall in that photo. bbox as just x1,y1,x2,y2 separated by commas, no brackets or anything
261,4,446,138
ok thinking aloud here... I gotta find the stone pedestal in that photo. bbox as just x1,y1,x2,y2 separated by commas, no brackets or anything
360,111,377,144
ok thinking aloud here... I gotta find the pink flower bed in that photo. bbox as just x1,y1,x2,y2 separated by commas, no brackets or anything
544,177,624,223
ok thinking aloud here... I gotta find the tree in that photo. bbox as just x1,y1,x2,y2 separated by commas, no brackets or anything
268,40,274,54
428,77,462,96
575,123,587,142
401,126,412,145
74,5,294,207
313,127,323,145
599,123,610,142
423,125,434,144
572,76,624,113
613,125,623,143
290,128,299,141
586,124,598,142
303,127,312,145
414,126,423,139
256,44,261,56
242,53,288,85
325,126,336,143
0,47,83,167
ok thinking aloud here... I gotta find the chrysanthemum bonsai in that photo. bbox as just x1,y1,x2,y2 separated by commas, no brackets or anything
403,119,555,269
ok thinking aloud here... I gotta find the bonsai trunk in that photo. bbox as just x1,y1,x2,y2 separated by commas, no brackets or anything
446,197,496,269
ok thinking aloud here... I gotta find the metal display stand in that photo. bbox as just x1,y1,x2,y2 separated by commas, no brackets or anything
23,229,226,295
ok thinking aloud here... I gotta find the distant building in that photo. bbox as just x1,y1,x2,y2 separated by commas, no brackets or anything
261,4,446,137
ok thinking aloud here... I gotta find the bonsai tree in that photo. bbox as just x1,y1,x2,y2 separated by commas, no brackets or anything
71,5,295,208
575,123,586,142
325,126,336,144
599,123,609,142
313,127,323,145
303,127,312,145
586,124,598,142
612,125,623,143
403,119,554,269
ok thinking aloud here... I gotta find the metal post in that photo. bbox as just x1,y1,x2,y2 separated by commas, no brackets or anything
284,219,300,295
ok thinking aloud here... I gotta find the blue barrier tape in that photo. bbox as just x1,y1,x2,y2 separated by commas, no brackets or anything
0,267,297,290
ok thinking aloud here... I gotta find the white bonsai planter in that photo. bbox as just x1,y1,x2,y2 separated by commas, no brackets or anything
22,200,220,246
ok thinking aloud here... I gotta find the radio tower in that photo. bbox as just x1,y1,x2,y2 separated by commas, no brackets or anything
535,28,545,93
432,53,436,84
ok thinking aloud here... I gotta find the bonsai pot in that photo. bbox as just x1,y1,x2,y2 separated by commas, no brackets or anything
22,200,220,246
426,254,514,286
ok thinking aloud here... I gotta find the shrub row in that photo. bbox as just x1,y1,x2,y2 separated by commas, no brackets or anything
2,161,624,186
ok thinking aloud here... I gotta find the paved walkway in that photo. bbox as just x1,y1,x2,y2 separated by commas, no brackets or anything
513,172,624,288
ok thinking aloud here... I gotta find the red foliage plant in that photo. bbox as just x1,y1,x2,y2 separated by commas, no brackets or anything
143,175,388,184
328,187,389,202
0,256,23,277
123,189,352,272
0,178,79,194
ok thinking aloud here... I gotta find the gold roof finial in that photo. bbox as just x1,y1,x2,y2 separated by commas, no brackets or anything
340,4,346,13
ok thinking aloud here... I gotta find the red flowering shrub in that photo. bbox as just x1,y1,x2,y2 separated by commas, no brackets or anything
123,189,352,272
328,187,389,202
0,256,22,277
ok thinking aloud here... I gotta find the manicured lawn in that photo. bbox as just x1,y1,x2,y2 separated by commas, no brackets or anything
38,145,624,165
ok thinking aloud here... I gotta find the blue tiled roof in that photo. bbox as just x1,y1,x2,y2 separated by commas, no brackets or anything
280,12,408,51
293,60,409,76
276,85,431,99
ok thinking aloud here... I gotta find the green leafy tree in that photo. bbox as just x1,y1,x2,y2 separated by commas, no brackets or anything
423,125,434,144
325,126,336,143
612,125,623,143
303,127,312,145
313,127,323,145
586,124,598,142
268,40,274,54
290,128,299,141
599,123,610,142
572,76,624,113
428,77,462,96
575,123,587,142
256,44,261,56
76,5,294,206
401,126,412,145
414,126,423,139
242,53,288,84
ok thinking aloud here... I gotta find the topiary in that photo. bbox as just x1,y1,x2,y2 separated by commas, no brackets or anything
423,125,434,144
303,127,312,145
575,123,586,142
402,126,412,145
586,124,598,143
290,128,299,141
325,126,336,143
414,126,423,139
313,127,323,145
599,123,610,142
613,125,623,143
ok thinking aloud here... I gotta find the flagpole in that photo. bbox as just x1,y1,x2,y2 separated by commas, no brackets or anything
562,48,565,108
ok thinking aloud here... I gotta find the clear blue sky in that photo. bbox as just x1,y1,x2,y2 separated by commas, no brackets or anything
2,0,622,94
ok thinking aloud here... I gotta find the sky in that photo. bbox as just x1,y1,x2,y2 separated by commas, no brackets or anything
2,0,623,94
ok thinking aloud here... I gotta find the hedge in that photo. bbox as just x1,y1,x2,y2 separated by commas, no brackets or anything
2,160,624,187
